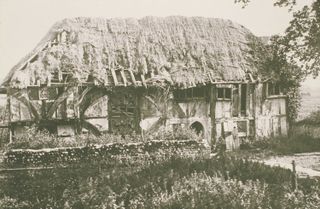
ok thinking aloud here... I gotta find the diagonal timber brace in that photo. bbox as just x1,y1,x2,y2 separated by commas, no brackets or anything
47,86,75,118
11,92,40,121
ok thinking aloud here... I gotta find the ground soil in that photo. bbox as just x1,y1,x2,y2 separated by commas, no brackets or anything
261,152,320,177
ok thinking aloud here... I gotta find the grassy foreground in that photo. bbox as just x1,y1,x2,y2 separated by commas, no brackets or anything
0,154,319,209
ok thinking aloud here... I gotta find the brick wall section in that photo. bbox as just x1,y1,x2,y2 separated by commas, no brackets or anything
4,140,210,168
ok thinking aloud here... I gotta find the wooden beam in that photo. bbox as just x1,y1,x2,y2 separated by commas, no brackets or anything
209,85,217,145
47,87,75,118
120,69,128,86
10,92,40,121
79,88,108,117
238,84,241,117
81,120,102,136
104,69,109,86
246,83,250,117
141,74,147,87
110,68,118,86
129,70,137,86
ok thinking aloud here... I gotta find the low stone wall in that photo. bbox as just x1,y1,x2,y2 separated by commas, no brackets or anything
4,140,210,168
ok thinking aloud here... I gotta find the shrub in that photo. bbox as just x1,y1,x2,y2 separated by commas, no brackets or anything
241,134,320,154
5,126,199,150
1,156,319,209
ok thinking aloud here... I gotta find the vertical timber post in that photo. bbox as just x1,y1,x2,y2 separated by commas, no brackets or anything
291,160,298,191
7,93,13,144
209,85,216,149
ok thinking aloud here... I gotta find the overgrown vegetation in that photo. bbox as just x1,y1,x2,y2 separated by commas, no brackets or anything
242,134,320,155
0,155,319,209
297,109,320,125
236,0,320,76
248,35,302,124
5,126,200,150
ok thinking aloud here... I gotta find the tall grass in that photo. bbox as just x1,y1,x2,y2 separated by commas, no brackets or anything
0,155,319,209
243,134,320,155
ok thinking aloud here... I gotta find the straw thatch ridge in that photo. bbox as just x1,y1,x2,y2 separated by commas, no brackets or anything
2,16,261,88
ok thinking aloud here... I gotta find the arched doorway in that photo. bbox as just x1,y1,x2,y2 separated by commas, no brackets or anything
190,121,204,137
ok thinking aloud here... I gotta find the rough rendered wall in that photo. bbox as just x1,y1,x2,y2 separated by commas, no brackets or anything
84,95,109,132
139,91,211,143
255,83,288,138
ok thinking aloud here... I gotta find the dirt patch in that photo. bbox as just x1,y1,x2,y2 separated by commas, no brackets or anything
261,152,320,178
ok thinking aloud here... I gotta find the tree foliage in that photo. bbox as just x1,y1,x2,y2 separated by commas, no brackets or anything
236,0,320,77
248,35,302,123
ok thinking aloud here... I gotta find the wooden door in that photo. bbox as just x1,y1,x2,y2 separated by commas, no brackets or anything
109,91,138,135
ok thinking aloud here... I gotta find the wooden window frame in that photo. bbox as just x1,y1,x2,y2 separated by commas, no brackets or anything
267,82,282,97
173,87,206,101
216,88,232,101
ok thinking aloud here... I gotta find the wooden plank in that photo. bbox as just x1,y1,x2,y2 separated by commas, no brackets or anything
120,70,127,86
110,68,118,86
129,70,137,86
246,83,250,117
47,87,75,118
141,74,147,87
209,85,217,145
104,69,109,86
238,84,241,117
10,92,40,121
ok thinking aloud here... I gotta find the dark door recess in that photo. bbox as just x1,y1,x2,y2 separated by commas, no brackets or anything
240,84,247,116
109,91,138,135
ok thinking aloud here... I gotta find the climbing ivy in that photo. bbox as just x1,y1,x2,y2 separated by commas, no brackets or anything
248,35,302,125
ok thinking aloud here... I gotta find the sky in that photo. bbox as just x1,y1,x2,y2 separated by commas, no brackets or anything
0,0,318,89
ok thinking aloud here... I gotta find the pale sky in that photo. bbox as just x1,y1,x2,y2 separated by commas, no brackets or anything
0,0,318,89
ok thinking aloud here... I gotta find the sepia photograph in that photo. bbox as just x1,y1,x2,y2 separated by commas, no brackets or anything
0,0,319,208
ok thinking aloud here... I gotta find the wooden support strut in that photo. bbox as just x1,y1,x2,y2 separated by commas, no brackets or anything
129,69,137,86
11,92,40,121
141,74,147,87
120,69,128,86
209,85,217,145
47,87,75,118
110,68,118,86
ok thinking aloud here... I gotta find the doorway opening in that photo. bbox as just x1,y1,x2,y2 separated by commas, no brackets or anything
190,121,204,137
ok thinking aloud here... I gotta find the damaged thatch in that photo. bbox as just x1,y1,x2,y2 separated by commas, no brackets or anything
2,16,261,88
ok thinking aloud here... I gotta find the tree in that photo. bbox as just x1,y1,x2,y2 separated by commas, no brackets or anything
235,0,320,77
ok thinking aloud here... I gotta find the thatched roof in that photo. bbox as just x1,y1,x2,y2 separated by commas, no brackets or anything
2,16,262,89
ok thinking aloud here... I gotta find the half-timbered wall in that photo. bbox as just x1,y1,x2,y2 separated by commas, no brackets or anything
7,81,288,144
255,82,288,138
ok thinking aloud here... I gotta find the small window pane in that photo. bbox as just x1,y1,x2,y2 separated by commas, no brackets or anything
225,88,231,99
268,82,274,95
187,88,193,98
217,88,224,98
275,84,280,95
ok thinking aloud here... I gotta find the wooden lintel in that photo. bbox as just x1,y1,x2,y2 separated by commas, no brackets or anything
120,70,128,86
110,69,118,86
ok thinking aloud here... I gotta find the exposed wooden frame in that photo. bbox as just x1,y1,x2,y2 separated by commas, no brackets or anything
10,92,40,121
110,68,118,86
120,69,127,86
209,85,217,144
47,86,75,118
141,74,147,87
129,70,137,86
